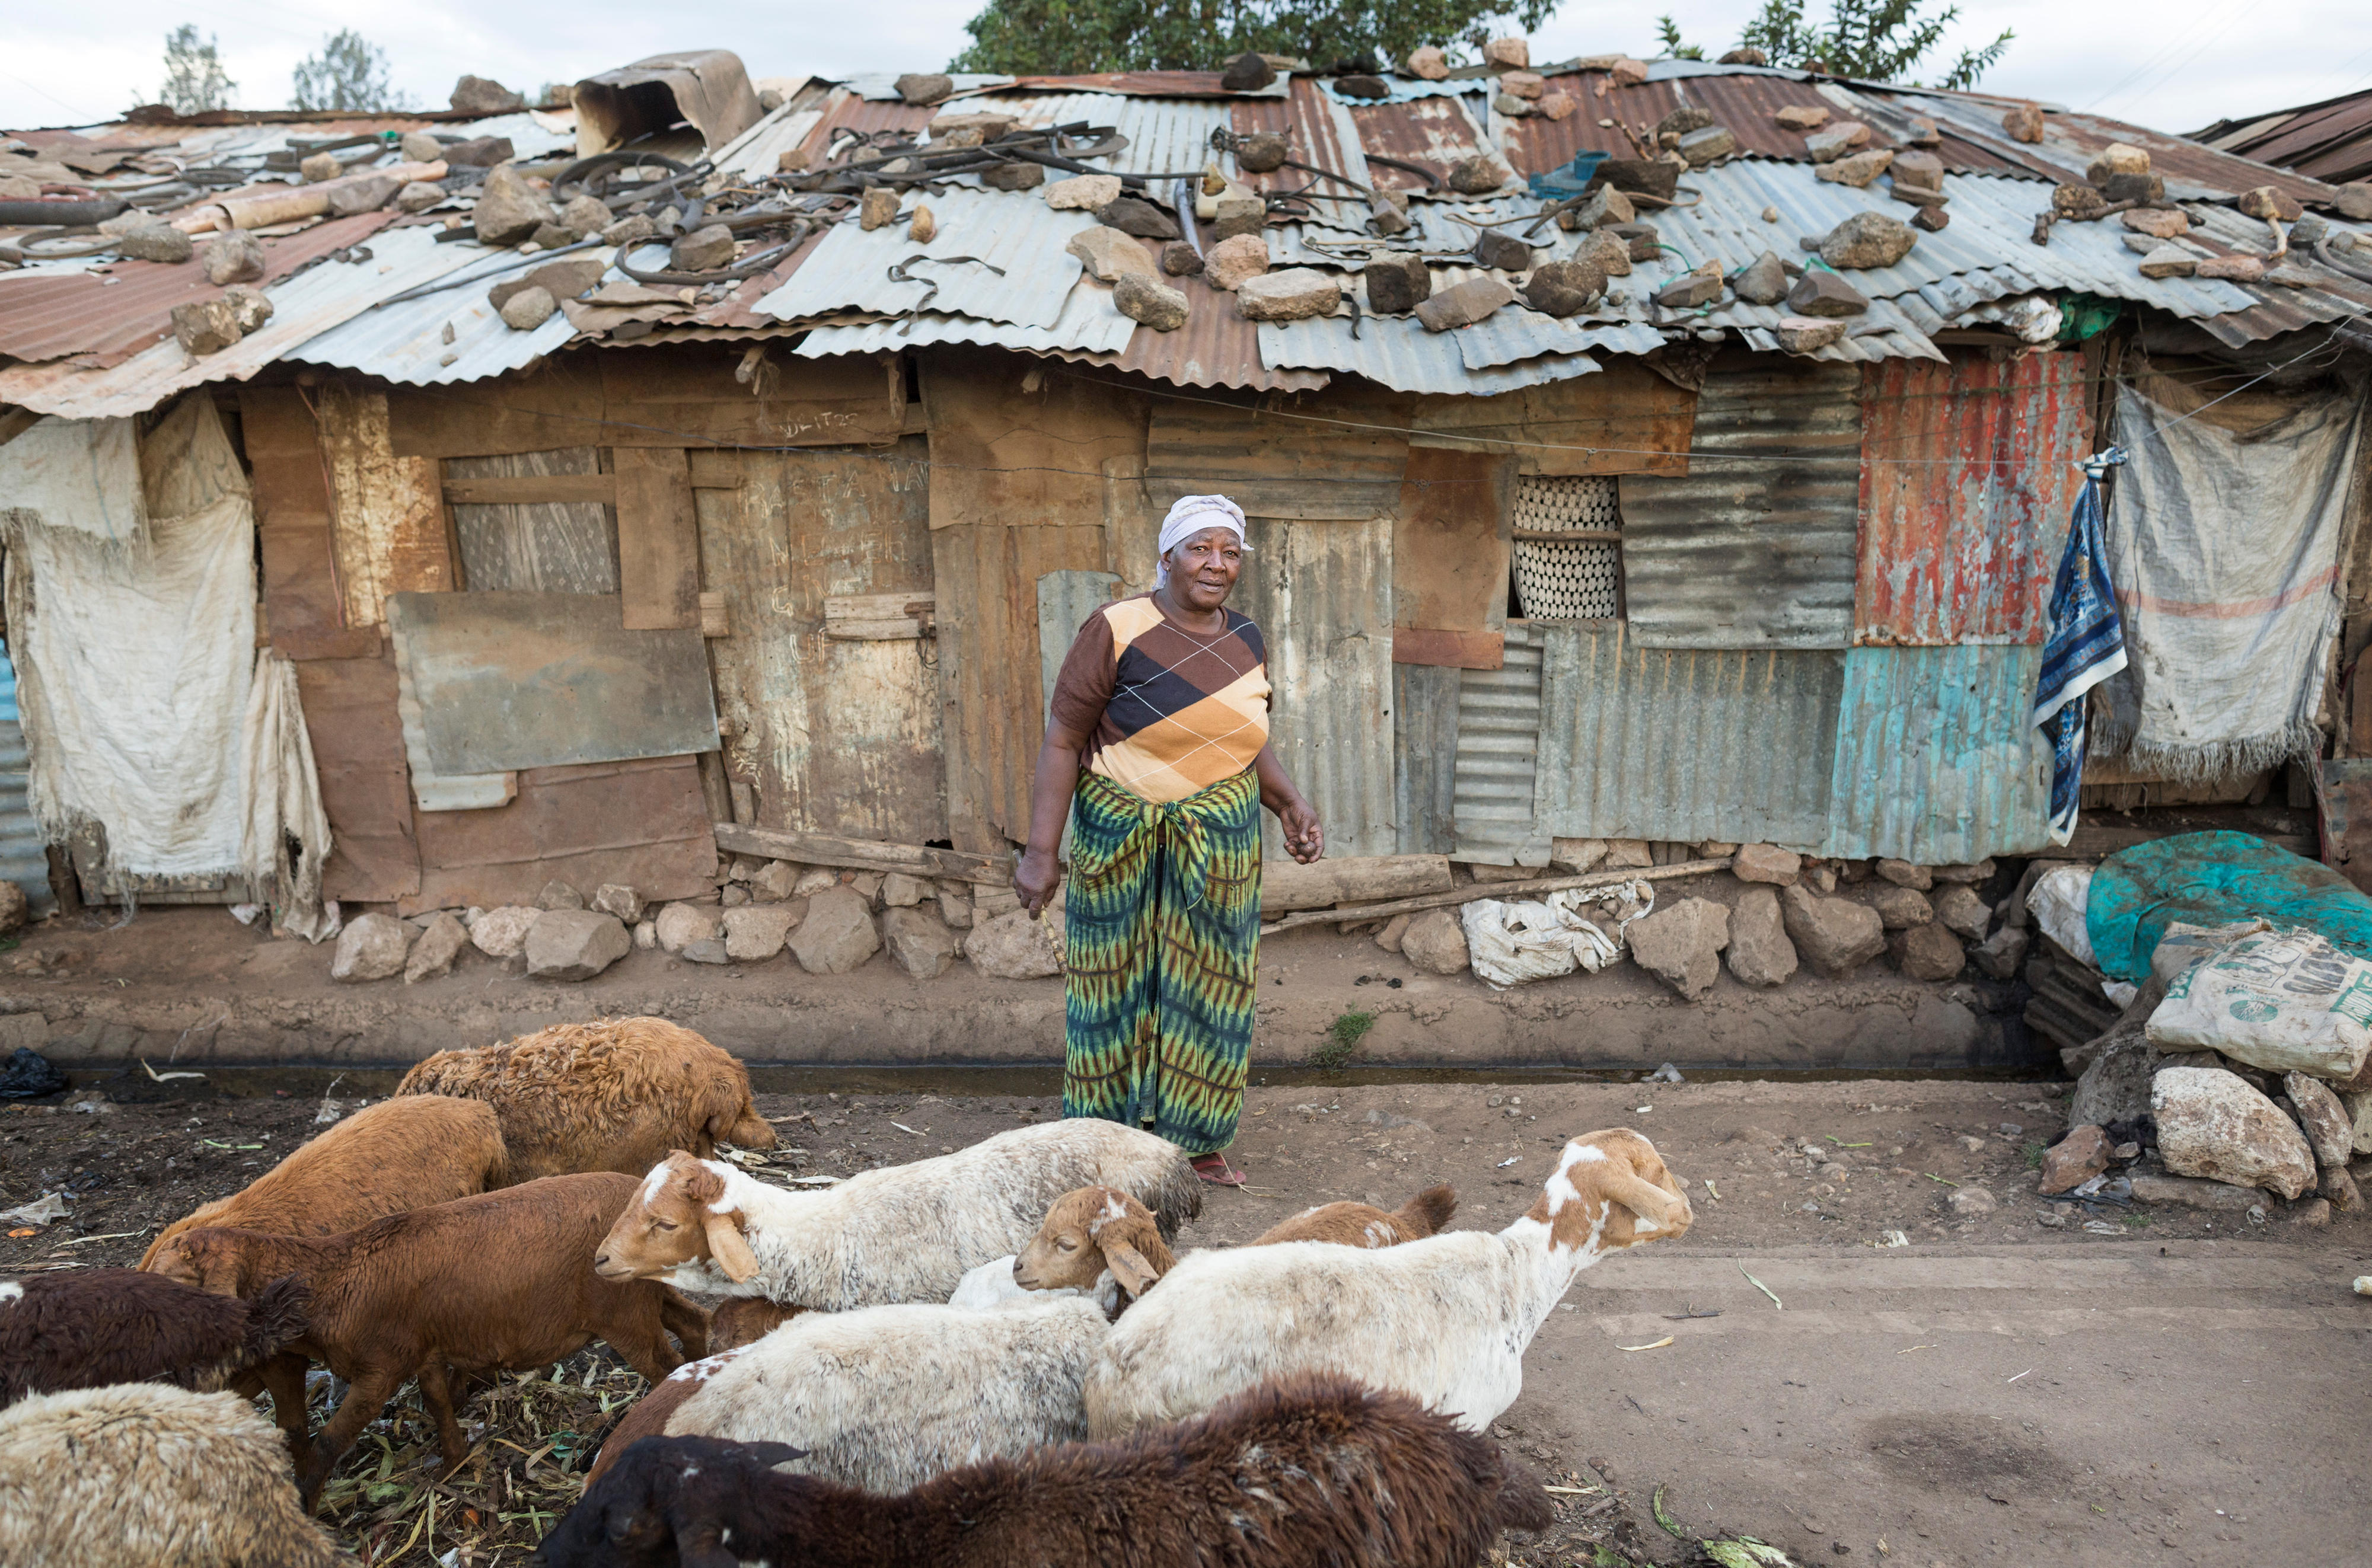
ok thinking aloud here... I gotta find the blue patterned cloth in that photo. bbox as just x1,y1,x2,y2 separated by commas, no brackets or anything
2031,452,2129,844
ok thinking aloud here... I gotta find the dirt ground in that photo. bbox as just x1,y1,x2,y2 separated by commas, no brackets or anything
5,1071,2365,1567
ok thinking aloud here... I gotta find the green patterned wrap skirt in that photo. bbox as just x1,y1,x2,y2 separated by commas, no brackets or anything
1061,768,1261,1155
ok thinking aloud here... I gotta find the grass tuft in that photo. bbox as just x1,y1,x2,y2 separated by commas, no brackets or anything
1311,1010,1375,1069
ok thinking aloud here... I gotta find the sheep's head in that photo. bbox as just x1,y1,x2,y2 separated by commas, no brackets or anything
145,1229,256,1296
535,1436,805,1568
1015,1184,1174,1301
596,1152,759,1285
703,1075,778,1154
1524,1128,1692,1257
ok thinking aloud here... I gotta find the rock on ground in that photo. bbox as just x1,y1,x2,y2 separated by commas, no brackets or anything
1874,858,1931,889
525,910,631,981
789,887,880,975
1726,886,1797,988
469,905,540,959
1375,914,1411,953
536,879,584,911
2153,1067,2317,1199
2128,1172,2265,1210
1730,843,1800,885
1895,922,1963,982
879,873,924,909
1402,909,1469,976
1781,884,1886,976
404,912,468,984
331,913,413,983
1549,838,1607,874
1870,884,1933,929
1933,883,1991,940
1947,1184,1996,1215
723,905,801,962
1971,925,2027,981
1627,898,1730,999
2283,1072,2354,1167
883,906,959,980
2068,1013,2159,1127
964,906,1063,980
0,882,24,935
2038,1124,2112,1195
593,884,644,923
653,902,720,954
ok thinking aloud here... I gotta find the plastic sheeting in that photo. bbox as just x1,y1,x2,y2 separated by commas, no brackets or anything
0,416,146,542
2086,829,2372,983
1460,878,1654,988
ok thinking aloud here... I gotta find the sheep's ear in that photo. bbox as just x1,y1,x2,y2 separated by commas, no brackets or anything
1102,1238,1163,1299
702,1208,760,1283
1598,1170,1684,1232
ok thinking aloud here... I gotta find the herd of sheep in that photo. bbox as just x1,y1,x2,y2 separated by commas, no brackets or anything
0,1015,1693,1566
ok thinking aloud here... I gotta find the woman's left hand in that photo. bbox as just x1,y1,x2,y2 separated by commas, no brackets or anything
1278,799,1325,864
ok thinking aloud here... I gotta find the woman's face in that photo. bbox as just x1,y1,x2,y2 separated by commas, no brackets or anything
1163,526,1243,614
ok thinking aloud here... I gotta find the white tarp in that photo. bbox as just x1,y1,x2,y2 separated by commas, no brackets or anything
0,415,148,543
240,651,336,941
2097,370,2364,781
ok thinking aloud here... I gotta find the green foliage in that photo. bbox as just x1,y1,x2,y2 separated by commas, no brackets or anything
952,0,1558,76
153,24,235,115
1663,0,2012,89
290,30,410,113
1311,1009,1375,1068
2023,1140,2047,1168
1656,16,1705,61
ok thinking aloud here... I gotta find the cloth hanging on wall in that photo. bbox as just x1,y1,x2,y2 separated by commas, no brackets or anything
2031,454,2128,845
0,415,148,543
240,651,336,941
2094,372,2364,781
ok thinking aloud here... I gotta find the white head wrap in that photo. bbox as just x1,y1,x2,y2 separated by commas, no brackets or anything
1155,494,1247,588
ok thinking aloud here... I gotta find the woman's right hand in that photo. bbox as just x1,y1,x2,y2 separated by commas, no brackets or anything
1015,847,1062,919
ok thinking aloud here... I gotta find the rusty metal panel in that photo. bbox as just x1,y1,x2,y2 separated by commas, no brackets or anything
1821,644,2052,864
697,437,946,845
404,755,718,915
1233,515,1395,861
1533,625,1844,849
446,449,618,594
1145,392,1410,520
1346,94,1492,191
292,654,420,903
1855,350,2091,646
1394,661,1461,855
0,645,58,919
385,591,719,775
1232,78,1369,198
1450,623,1547,866
1617,359,1861,649
2202,90,2372,186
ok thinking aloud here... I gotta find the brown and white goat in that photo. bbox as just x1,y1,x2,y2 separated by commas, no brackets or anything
1,1269,307,1405
149,1172,707,1506
396,1017,776,1184
536,1374,1552,1568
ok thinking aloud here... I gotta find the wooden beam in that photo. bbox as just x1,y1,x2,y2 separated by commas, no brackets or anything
1392,627,1505,669
614,448,700,631
713,822,1012,886
443,474,618,506
2057,823,2313,860
1260,857,1734,935
824,592,936,641
1261,854,1453,912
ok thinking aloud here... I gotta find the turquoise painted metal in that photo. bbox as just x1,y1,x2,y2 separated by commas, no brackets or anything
1822,644,2054,864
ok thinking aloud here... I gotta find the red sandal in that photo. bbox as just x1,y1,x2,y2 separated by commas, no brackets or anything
1191,1153,1246,1187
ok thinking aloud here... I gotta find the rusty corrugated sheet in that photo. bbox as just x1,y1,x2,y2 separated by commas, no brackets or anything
0,643,58,918
1617,358,1862,650
2197,90,2372,186
1854,349,2090,646
1232,78,1369,196
0,212,394,366
1531,625,1844,849
1051,309,1330,392
1821,644,2052,863
1450,623,1545,866
1008,71,1280,100
1346,95,1491,190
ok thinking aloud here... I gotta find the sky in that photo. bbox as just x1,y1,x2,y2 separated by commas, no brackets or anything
4,0,2370,140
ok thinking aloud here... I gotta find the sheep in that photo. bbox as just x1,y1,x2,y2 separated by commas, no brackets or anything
709,1295,802,1351
535,1373,1553,1568
0,1383,350,1567
396,1017,776,1183
1083,1128,1690,1438
148,1171,708,1506
619,1294,1111,1494
594,1119,1199,1310
583,1345,753,1485
1,1267,307,1405
1008,1181,1462,1309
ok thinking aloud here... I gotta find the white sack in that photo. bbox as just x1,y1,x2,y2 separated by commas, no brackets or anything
240,650,335,942
2145,927,2372,1081
1461,879,1653,989
0,416,147,543
2025,864,2096,967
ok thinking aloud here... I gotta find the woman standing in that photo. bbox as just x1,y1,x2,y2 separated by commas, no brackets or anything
1015,496,1324,1186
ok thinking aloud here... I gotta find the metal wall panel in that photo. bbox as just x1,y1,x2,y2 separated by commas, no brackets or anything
1533,625,1844,850
1451,624,1547,866
1234,516,1396,861
1394,662,1461,855
1822,644,2054,864
447,448,618,594
1037,570,1122,713
0,644,58,918
1855,350,2091,646
1618,360,1863,649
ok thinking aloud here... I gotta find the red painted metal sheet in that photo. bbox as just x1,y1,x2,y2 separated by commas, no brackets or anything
1854,349,2092,647
0,211,394,366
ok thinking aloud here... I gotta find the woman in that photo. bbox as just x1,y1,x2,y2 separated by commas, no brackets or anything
1016,495,1324,1186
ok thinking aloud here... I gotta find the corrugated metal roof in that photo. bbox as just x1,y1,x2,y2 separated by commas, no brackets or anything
280,223,578,385
1255,310,1603,395
843,73,1018,102
1451,622,1547,866
793,272,1136,359
957,92,1234,176
1345,95,1494,191
2196,88,2372,186
1821,644,2053,862
1046,311,1328,392
1005,71,1289,101
1617,358,1863,650
1532,624,1845,849
751,187,1093,329
0,642,58,919
712,103,828,181
1855,351,2089,646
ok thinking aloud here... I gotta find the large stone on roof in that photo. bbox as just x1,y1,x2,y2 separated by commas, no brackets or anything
1159,241,1204,276
559,194,611,238
1733,250,1789,305
1236,267,1341,322
443,136,515,168
859,189,900,230
1500,72,1547,101
1113,272,1189,332
1220,53,1276,92
1097,196,1180,239
1598,159,1680,200
327,175,402,217
170,287,271,356
2338,184,2372,221
2001,104,2045,142
672,223,737,271
400,130,443,162
1816,149,1893,189
1213,194,1267,241
1047,174,1123,211
1203,233,1271,291
299,151,342,183
1912,206,1950,232
2087,143,2151,183
114,223,192,264
2136,244,2198,279
1578,228,1632,277
1483,36,1529,68
1677,125,1738,167
498,286,557,331
1368,190,1411,236
2100,171,2164,205
1472,229,1536,270
1654,262,1724,309
1567,186,1633,231
1414,275,1516,332
451,74,525,114
2238,185,2304,222
1818,211,1917,269
1774,315,1847,353
1407,45,1449,79
1784,269,1866,317
1364,253,1432,314
1775,104,1829,131
1889,151,1946,197
202,230,266,286
2122,207,2189,239
1069,226,1156,284
895,74,954,107
2196,255,2265,282
1612,222,1664,261
1804,122,1871,162
1520,258,1604,317
1447,156,1510,195
981,161,1044,191
474,164,554,247
1657,105,1714,139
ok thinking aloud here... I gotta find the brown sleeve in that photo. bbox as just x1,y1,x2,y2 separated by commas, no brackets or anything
1046,608,1117,741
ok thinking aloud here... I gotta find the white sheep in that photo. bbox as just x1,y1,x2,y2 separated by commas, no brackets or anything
0,1382,348,1567
645,1295,1112,1493
1082,1128,1691,1437
595,1119,1198,1309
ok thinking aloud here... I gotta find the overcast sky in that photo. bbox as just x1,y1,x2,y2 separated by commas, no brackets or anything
5,0,2370,142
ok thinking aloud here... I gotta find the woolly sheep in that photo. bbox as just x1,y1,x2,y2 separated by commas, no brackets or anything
594,1119,1198,1310
1083,1128,1689,1437
149,1172,707,1506
537,1374,1552,1568
1,1268,307,1405
583,1345,753,1485
0,1383,349,1567
396,1017,776,1183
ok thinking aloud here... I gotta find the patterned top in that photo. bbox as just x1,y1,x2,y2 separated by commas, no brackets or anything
1048,595,1271,805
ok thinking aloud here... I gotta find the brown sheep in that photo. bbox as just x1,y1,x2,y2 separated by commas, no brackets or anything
709,1295,803,1352
149,1173,707,1508
1,1270,307,1405
396,1017,776,1183
583,1343,756,1486
1252,1184,1458,1248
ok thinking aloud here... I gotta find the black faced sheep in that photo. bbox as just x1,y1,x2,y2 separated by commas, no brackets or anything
1,1268,306,1405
